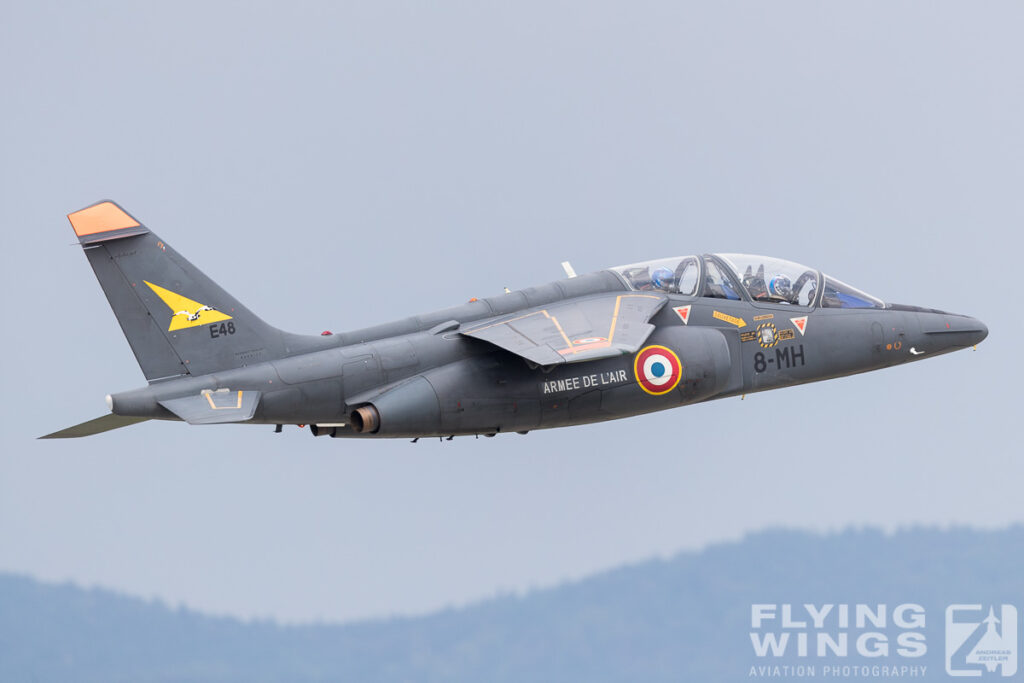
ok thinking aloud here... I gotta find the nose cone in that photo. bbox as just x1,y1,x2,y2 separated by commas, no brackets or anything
969,317,989,346
914,311,988,354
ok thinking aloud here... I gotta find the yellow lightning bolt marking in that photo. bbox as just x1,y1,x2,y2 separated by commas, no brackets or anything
144,281,232,331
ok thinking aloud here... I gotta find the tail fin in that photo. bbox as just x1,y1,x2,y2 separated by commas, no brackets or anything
68,200,306,382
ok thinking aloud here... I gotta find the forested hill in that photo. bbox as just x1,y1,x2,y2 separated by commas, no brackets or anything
2,526,1021,682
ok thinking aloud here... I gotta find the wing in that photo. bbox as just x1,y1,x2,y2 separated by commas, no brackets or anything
460,292,666,365
39,414,151,439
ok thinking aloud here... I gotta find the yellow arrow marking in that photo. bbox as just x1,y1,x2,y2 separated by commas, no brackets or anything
144,281,232,331
713,310,747,328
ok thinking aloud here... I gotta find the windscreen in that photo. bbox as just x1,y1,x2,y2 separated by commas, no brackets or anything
820,276,885,309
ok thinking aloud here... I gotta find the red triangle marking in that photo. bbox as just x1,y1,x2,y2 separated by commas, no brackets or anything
674,305,691,325
791,316,807,335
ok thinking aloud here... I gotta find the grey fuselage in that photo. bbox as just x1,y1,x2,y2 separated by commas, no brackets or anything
108,268,988,439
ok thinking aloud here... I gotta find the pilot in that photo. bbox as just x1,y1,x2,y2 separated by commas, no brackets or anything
768,275,792,302
651,267,675,292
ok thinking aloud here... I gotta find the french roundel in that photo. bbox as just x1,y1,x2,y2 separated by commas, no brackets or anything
633,345,683,395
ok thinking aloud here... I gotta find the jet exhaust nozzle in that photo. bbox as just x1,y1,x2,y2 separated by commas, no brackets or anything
350,405,381,434
309,424,336,437
345,377,441,436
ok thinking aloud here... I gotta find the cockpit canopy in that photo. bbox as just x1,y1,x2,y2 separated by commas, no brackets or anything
610,253,884,309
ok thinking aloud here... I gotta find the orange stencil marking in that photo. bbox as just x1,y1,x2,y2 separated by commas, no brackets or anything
67,201,139,237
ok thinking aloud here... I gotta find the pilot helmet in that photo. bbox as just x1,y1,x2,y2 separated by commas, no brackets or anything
651,267,674,290
768,275,792,299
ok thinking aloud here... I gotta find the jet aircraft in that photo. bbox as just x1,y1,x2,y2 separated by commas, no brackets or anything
43,200,988,440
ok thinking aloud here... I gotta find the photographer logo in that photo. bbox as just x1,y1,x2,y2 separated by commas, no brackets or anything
946,605,1018,677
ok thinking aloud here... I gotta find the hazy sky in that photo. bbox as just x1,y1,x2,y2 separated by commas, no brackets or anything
1,1,1021,623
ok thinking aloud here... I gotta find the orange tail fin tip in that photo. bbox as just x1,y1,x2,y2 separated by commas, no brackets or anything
67,201,139,237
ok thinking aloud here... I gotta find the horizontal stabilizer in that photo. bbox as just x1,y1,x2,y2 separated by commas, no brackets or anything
159,389,261,425
460,292,666,365
39,414,151,439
